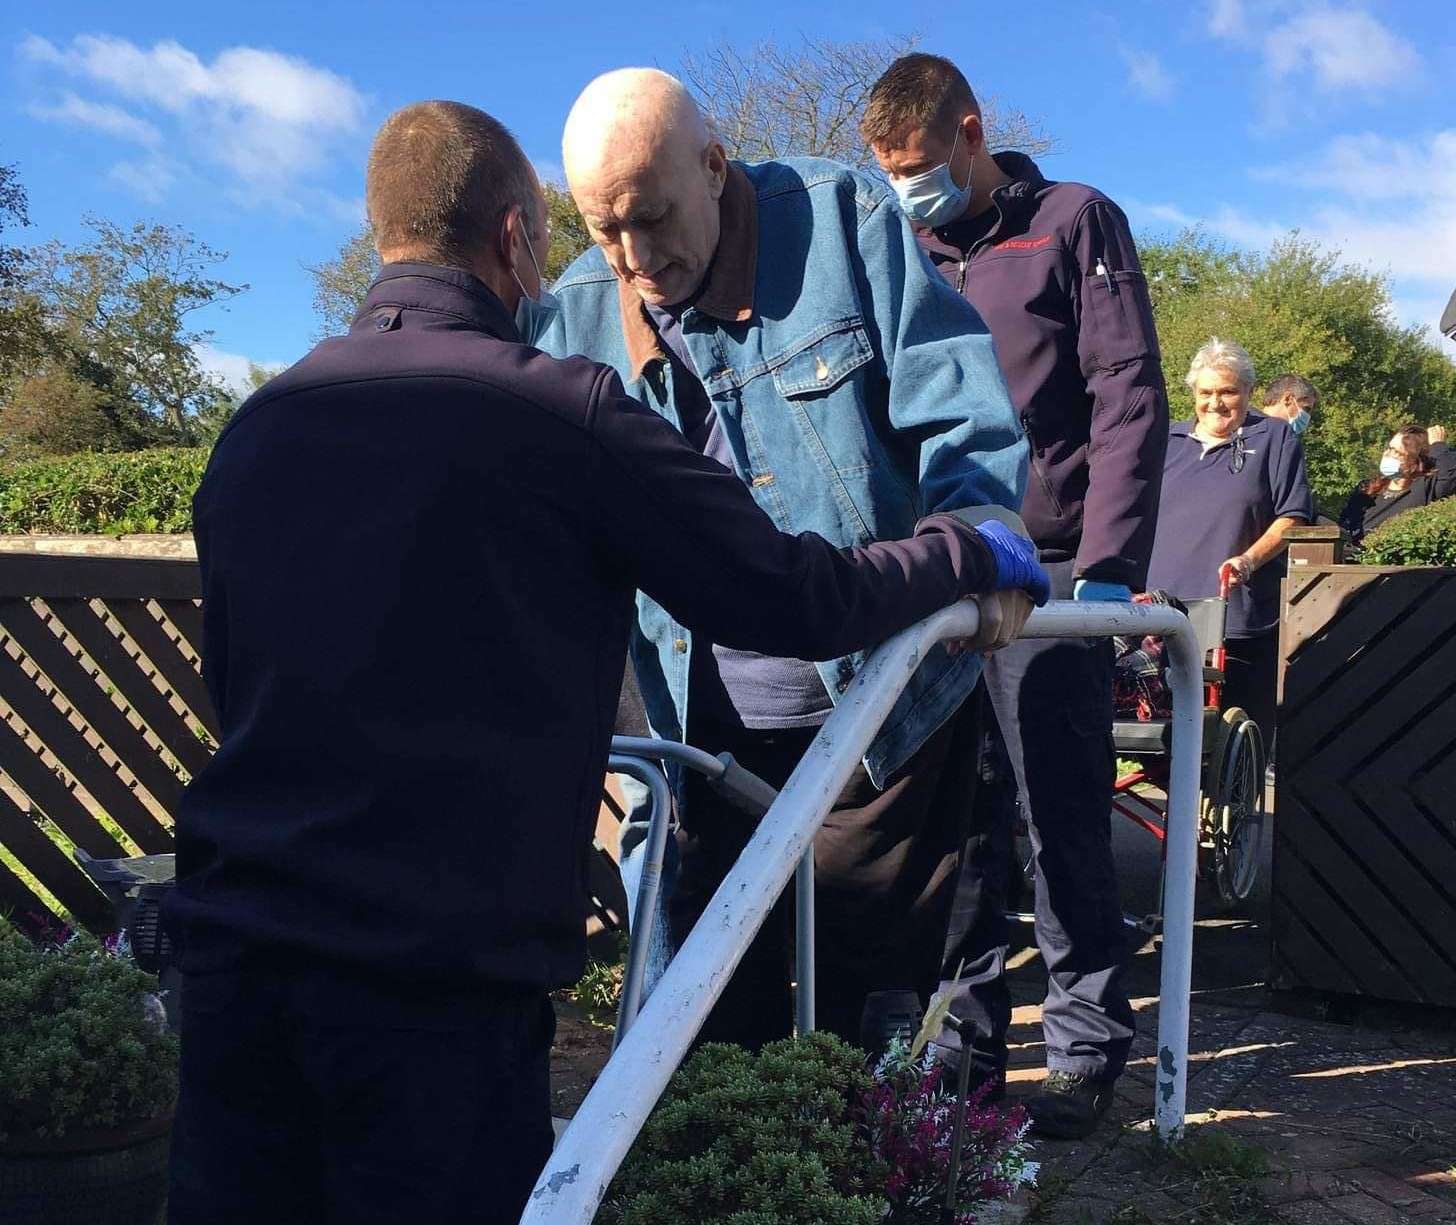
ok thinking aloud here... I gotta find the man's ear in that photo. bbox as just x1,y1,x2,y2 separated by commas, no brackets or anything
959,111,986,156
705,140,729,199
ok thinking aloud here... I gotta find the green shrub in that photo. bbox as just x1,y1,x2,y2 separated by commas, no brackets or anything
1357,496,1456,566
0,446,206,534
0,925,178,1139
599,1033,885,1224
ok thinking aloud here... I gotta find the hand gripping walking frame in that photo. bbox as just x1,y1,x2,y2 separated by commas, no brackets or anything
527,595,1205,1223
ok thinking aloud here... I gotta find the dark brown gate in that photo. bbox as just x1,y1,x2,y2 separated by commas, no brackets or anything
1275,563,1456,1006
0,552,627,942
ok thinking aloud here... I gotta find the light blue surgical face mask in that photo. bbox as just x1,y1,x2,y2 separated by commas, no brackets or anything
1378,455,1403,478
890,124,974,228
511,225,561,347
1289,408,1311,436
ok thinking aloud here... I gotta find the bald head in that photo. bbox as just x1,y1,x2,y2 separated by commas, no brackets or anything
562,68,727,307
563,68,709,185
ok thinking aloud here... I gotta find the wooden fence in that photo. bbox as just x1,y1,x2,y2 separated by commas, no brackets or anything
1275,555,1456,1007
0,552,627,944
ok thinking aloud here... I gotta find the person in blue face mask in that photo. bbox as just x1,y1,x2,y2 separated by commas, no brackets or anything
864,52,1170,1140
1261,373,1319,438
1339,424,1456,545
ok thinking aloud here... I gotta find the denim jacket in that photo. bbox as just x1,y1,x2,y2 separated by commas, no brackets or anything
538,158,1026,786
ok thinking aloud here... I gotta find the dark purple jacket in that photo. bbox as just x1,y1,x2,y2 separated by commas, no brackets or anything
165,263,999,993
918,153,1169,588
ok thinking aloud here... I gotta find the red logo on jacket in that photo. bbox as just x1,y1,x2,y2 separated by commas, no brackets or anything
997,234,1054,251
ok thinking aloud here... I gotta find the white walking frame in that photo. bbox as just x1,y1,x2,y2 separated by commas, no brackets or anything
525,596,1203,1223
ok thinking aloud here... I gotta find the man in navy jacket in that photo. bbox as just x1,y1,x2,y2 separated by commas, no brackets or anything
866,54,1169,1139
163,100,1048,1225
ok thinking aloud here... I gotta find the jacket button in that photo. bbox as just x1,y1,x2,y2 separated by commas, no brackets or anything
673,638,688,653
815,357,830,381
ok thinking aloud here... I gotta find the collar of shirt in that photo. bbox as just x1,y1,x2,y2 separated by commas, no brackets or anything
619,162,759,381
361,262,517,340
1171,410,1276,455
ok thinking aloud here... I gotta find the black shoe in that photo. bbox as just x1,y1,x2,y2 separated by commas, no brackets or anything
1025,1070,1115,1139
928,1041,1007,1103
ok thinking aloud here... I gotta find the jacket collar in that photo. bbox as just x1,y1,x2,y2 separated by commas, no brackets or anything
1172,409,1273,447
360,262,519,341
618,162,758,380
925,151,1050,250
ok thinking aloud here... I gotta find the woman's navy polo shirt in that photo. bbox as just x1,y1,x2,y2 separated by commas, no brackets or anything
1146,410,1313,638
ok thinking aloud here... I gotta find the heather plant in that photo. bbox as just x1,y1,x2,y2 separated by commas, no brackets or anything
860,1038,1037,1224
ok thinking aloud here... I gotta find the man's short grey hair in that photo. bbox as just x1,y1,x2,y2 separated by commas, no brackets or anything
1185,337,1256,394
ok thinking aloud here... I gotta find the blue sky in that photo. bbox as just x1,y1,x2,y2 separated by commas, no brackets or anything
4,0,1453,388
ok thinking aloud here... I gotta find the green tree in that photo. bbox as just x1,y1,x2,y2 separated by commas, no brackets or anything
1142,230,1456,512
0,161,29,287
309,181,591,336
0,367,145,461
7,217,245,441
543,181,590,282
309,226,380,338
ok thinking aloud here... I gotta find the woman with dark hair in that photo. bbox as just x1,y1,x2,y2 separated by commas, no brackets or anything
1339,425,1456,544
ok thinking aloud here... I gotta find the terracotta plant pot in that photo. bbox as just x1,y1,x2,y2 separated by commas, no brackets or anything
0,1112,172,1225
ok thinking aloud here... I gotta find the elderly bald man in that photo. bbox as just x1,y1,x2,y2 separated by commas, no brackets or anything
536,68,1028,1052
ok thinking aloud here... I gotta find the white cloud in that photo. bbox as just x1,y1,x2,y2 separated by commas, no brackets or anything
28,92,160,146
21,34,366,208
1263,7,1420,92
107,157,176,203
1207,0,1249,38
1121,48,1174,101
1253,131,1456,204
193,344,287,394
1131,129,1456,335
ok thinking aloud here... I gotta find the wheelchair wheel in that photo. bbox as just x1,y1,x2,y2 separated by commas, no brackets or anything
1205,708,1265,910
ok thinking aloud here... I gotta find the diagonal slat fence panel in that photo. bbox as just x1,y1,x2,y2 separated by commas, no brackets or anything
0,554,204,932
1276,564,1456,1007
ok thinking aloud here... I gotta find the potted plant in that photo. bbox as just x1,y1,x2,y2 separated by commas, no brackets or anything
0,919,178,1225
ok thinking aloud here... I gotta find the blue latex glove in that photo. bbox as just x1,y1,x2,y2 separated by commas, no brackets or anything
975,520,1052,606
1073,579,1133,602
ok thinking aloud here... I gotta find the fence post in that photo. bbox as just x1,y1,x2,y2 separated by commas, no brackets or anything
1284,523,1345,568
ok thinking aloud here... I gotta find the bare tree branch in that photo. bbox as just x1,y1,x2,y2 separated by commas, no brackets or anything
678,35,1053,171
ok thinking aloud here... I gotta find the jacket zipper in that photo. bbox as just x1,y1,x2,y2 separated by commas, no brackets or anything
953,196,1006,294
1021,414,1064,518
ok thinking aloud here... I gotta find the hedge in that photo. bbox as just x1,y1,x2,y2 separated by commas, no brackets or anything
0,447,207,535
1357,495,1456,567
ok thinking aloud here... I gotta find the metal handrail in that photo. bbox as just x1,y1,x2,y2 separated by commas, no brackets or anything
526,596,1203,1223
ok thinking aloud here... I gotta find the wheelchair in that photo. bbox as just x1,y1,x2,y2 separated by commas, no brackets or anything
1110,574,1267,923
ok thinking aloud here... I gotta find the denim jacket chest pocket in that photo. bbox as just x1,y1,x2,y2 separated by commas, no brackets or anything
766,318,874,397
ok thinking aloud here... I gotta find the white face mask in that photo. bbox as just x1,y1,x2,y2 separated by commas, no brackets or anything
511,223,561,346
1378,455,1403,478
890,125,974,228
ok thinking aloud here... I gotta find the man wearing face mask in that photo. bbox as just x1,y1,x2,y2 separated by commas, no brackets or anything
1261,374,1319,438
538,68,1030,1054
864,55,1169,1139
163,100,1052,1225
